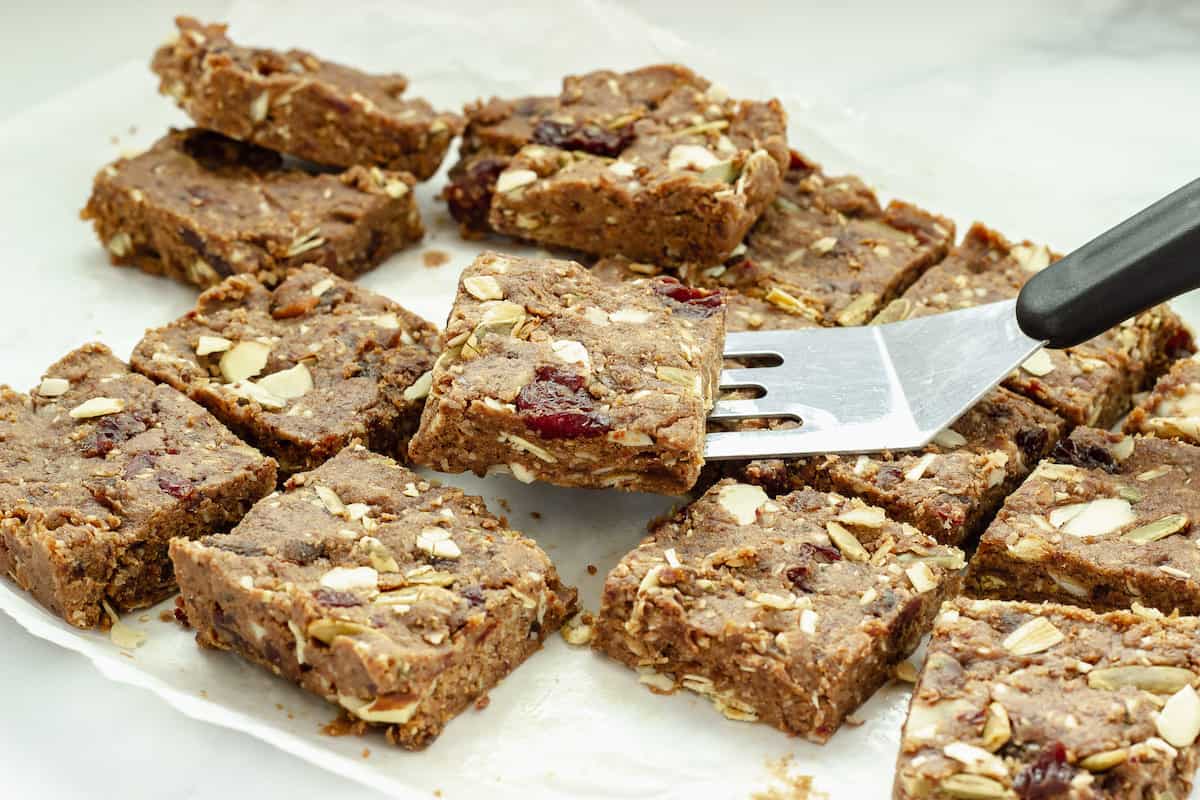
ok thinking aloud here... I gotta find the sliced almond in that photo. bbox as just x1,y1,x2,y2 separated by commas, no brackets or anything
416,527,462,559
980,702,1011,752
716,483,768,526
1079,748,1128,772
463,275,505,301
943,742,1007,779
36,377,70,397
835,505,887,528
1020,349,1054,377
195,335,232,356
402,370,433,402
551,339,590,369
1011,243,1052,272
1049,498,1135,537
934,428,968,448
319,565,378,592
314,485,346,516
308,618,372,644
226,380,285,410
610,308,652,324
1087,665,1197,694
219,340,271,383
904,452,939,482
825,521,869,562
1155,684,1200,747
656,366,701,396
495,169,537,193
1002,616,1064,656
905,562,938,594
667,144,720,172
257,363,313,400
69,397,125,419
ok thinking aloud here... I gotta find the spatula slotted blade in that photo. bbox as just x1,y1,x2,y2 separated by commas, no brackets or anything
704,300,1044,460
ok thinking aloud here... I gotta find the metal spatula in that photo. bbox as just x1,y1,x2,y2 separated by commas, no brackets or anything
705,178,1200,461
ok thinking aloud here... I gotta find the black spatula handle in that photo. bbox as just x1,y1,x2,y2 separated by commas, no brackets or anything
1016,178,1200,349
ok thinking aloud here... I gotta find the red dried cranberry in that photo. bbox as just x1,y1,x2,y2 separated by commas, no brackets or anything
1051,438,1117,473
157,473,195,499
788,149,806,170
312,589,362,607
531,119,633,158
1013,742,1074,800
651,277,723,319
80,412,150,458
515,366,611,439
785,543,842,592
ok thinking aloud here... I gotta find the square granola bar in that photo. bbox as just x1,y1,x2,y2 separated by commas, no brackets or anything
691,151,955,327
170,445,577,749
0,343,276,628
407,252,726,494
593,479,964,741
131,265,438,475
875,223,1193,427
82,128,424,288
448,64,789,265
895,598,1200,800
153,17,462,178
1125,355,1200,445
966,427,1200,614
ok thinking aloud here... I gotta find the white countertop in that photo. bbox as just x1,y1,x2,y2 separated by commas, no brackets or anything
2,2,1199,798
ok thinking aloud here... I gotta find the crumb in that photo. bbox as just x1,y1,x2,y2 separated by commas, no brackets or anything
498,498,511,513
474,694,491,711
530,511,542,520
199,690,207,698
287,712,295,720
434,791,443,798
422,249,450,268
844,715,864,727
276,703,284,711
361,748,371,759
751,755,827,800
587,564,598,575
158,610,174,623
109,135,119,145
321,716,368,737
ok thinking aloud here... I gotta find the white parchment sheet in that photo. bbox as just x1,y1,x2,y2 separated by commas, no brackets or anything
0,2,1197,798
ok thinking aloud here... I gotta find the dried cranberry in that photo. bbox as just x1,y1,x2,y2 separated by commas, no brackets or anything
157,473,195,500
1013,742,1074,800
1166,328,1196,360
173,596,191,627
122,452,160,479
515,366,611,439
80,412,150,458
651,277,723,319
445,157,506,230
531,119,634,158
462,585,485,607
181,129,281,171
1051,438,1117,473
312,589,362,607
784,564,814,591
800,542,842,563
788,150,806,170
785,543,842,592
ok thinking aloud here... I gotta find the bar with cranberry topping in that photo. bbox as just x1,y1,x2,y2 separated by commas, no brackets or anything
593,479,964,741
152,17,462,178
875,223,1193,427
1125,355,1200,445
408,252,726,494
131,265,438,475
0,343,276,629
689,151,954,327
82,128,424,288
736,388,1065,546
895,598,1200,800
170,445,577,749
447,64,788,265
966,427,1200,614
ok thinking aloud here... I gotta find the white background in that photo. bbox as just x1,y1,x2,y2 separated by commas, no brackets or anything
2,1,1200,798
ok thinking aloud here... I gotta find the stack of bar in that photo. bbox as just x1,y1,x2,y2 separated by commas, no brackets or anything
0,344,276,628
82,16,463,288
444,64,789,265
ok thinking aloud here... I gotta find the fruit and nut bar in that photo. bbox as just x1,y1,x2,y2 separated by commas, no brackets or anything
82,128,423,289
966,427,1200,614
152,17,462,178
593,480,964,741
738,388,1065,546
449,64,789,265
875,223,1194,427
169,445,577,749
689,151,955,327
0,343,275,628
895,598,1200,800
131,265,438,475
408,252,726,495
1125,355,1200,445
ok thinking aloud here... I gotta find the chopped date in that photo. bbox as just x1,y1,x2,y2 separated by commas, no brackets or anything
445,157,506,230
516,366,611,439
651,277,723,319
1050,437,1117,473
1013,741,1074,800
785,543,842,591
312,588,362,607
531,119,634,158
79,412,150,458
157,472,196,499
1015,427,1049,465
282,539,326,565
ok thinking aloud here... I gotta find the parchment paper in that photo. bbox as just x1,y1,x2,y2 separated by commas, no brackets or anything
0,2,1195,798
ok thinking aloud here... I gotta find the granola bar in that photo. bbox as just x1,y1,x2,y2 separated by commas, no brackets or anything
1125,355,1200,445
690,151,954,327
875,223,1193,427
169,445,577,749
152,17,462,177
966,426,1200,614
593,479,964,741
0,344,275,628
895,598,1200,800
407,252,726,494
131,265,438,475
82,129,423,288
448,64,788,265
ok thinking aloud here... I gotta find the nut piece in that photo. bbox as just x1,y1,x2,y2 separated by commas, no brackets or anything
905,562,938,594
1078,748,1129,772
551,339,590,369
308,618,371,644
416,527,462,559
338,692,423,725
37,377,70,397
1012,243,1052,272
1020,349,1055,377
835,506,887,528
1001,616,1064,656
1088,665,1197,694
315,485,346,516
825,521,869,562
495,169,537,193
319,566,378,592
716,483,768,526
463,275,505,301
1048,498,1135,537
980,702,1011,752
933,428,968,448
256,363,313,400
1155,684,1200,748
943,742,1007,779
655,366,700,396
1122,514,1190,543
560,613,594,646
403,370,433,402
937,774,1013,799
195,335,233,356
69,396,126,419
667,144,720,172
219,340,271,383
